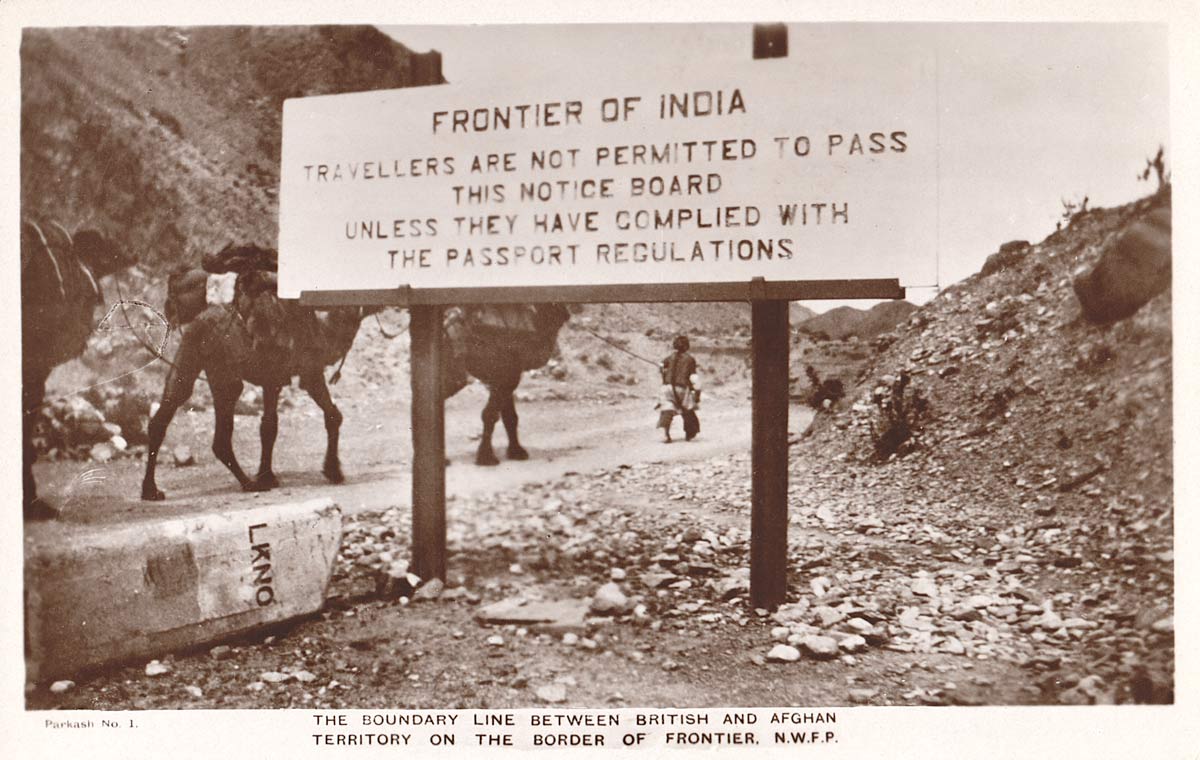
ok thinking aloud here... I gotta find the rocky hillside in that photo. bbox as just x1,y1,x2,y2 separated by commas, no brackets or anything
795,191,1173,701
21,26,443,272
807,193,1171,496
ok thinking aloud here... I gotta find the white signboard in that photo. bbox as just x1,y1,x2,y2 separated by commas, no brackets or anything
278,49,937,298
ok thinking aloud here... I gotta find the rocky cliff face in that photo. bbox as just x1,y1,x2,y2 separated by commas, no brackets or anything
21,25,441,271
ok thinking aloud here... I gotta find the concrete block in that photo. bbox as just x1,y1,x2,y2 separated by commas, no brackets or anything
25,498,341,682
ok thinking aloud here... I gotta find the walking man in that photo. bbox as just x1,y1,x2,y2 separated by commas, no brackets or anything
657,334,701,442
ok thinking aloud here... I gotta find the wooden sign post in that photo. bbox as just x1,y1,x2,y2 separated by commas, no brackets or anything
409,303,447,582
748,23,790,609
285,24,933,608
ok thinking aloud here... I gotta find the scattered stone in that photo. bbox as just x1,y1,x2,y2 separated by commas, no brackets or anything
766,644,801,663
562,633,579,646
376,563,421,600
1151,616,1173,633
846,617,874,634
1059,674,1113,705
685,561,719,576
848,688,879,704
813,605,846,628
184,685,203,698
640,572,676,589
412,578,444,602
911,577,939,597
590,582,630,615
172,445,195,467
261,672,290,683
610,568,627,581
774,600,811,624
717,575,750,600
800,635,840,660
981,240,1030,276
90,441,115,463
294,671,317,683
145,660,171,677
1063,617,1096,629
1035,609,1065,631
49,680,75,694
838,635,868,653
209,645,233,661
486,635,505,647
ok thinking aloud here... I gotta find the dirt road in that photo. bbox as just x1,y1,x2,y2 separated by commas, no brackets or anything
29,380,799,526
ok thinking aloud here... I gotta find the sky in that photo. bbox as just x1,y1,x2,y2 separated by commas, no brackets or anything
382,22,1169,310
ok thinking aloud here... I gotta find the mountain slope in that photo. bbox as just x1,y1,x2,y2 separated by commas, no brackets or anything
21,25,442,271
798,300,917,340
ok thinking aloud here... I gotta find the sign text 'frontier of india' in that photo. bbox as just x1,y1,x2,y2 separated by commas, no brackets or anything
278,49,937,297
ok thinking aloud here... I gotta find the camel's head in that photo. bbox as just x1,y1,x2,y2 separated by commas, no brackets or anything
73,230,133,278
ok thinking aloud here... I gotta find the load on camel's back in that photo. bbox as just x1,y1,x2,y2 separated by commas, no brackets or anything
21,219,134,520
141,244,379,501
441,303,571,466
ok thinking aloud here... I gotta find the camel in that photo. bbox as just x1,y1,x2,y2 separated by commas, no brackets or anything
140,246,377,500
441,303,571,466
21,219,133,519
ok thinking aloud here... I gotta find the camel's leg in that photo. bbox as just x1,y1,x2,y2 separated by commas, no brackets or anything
300,371,344,484
23,370,56,519
210,378,263,492
500,390,529,461
476,388,501,466
141,349,204,501
253,384,282,489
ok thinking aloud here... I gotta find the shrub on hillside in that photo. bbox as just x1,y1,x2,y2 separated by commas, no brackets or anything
868,371,929,460
804,365,845,411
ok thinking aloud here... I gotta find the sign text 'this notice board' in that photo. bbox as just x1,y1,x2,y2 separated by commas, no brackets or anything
277,50,937,298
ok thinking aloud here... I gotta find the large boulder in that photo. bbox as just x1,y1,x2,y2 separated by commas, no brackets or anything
1073,208,1171,323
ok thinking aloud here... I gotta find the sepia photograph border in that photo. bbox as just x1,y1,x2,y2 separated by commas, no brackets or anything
2,0,1197,757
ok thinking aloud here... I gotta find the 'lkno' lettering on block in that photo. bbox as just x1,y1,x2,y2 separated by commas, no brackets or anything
248,523,275,607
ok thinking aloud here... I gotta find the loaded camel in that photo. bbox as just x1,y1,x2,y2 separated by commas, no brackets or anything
22,220,133,519
441,303,571,466
141,245,377,500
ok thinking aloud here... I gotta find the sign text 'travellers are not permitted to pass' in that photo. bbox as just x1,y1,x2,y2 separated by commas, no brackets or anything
277,47,937,298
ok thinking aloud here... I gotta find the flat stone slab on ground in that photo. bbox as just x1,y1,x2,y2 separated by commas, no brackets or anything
475,598,591,634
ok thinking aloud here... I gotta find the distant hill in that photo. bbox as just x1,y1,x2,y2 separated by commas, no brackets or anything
798,300,917,340
21,26,442,272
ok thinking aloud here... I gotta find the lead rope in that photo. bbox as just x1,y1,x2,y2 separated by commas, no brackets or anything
573,323,661,367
